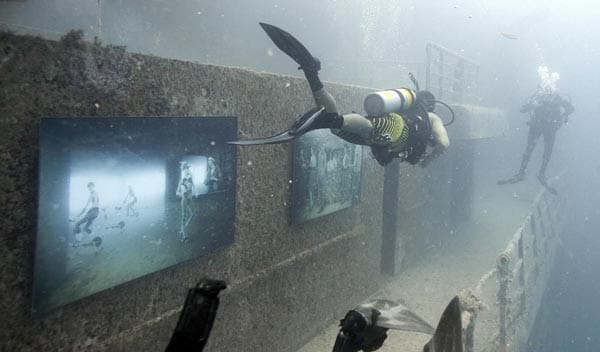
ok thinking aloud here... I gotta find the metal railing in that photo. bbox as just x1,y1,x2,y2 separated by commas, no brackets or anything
425,43,480,105
460,178,563,352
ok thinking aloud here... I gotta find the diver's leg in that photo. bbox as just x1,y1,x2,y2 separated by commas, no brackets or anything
312,88,338,114
78,211,93,234
332,113,374,145
296,58,346,130
518,127,542,176
498,126,541,185
180,199,185,237
73,218,84,235
185,202,194,227
301,57,323,93
538,129,556,179
83,217,93,234
83,208,99,234
72,218,84,244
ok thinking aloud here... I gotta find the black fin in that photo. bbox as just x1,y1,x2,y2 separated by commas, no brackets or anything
228,107,325,146
359,299,434,334
259,22,319,71
423,296,463,352
228,131,296,145
497,174,524,185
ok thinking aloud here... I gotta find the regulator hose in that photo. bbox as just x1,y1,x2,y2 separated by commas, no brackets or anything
434,100,456,127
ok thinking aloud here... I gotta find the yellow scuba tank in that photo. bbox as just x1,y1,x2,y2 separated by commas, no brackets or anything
363,88,416,116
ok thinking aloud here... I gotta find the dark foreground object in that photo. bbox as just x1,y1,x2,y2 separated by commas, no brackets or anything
423,296,463,352
165,278,227,352
165,278,461,352
332,296,463,352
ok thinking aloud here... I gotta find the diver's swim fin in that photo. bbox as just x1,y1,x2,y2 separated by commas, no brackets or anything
227,130,295,146
259,22,320,72
423,296,463,352
537,174,558,195
332,298,433,352
229,107,326,145
361,299,434,334
497,173,525,185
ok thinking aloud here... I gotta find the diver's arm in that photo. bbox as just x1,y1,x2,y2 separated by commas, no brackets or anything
520,102,535,113
520,94,539,113
561,98,574,122
419,113,449,167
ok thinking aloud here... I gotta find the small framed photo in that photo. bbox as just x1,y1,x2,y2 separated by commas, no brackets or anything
291,130,363,224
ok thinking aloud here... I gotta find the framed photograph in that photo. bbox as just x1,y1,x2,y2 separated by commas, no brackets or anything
291,129,363,223
33,116,237,314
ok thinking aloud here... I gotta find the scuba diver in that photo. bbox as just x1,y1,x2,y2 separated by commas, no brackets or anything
498,66,574,195
230,23,452,167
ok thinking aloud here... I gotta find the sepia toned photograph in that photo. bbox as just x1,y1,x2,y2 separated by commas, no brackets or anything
292,129,363,223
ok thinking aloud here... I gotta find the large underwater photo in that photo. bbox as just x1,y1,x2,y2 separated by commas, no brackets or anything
33,116,237,313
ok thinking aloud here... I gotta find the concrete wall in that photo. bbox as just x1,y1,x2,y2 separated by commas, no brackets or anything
0,31,386,352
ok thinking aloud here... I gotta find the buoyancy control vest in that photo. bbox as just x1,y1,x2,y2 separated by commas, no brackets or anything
368,99,433,166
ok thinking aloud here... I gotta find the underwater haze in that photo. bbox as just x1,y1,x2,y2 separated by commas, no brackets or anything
1,0,600,351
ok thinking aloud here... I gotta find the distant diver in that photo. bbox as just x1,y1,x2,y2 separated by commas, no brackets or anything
498,66,574,195
71,181,100,246
230,23,453,167
176,162,195,242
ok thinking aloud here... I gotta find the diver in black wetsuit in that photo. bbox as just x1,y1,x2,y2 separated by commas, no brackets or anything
231,23,451,167
498,90,574,194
